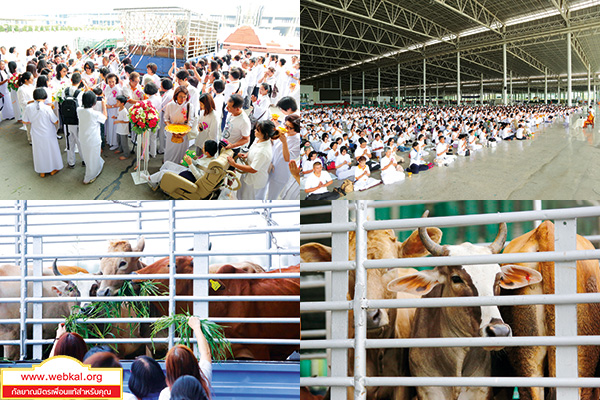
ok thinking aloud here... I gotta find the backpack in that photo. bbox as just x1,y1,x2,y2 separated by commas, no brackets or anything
60,87,80,126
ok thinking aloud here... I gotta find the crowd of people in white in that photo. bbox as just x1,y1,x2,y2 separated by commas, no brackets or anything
300,103,583,200
0,43,300,199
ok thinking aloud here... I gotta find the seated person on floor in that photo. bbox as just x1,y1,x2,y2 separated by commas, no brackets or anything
354,156,381,191
304,160,340,201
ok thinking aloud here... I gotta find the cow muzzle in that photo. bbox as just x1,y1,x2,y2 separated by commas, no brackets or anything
482,318,512,350
366,309,389,330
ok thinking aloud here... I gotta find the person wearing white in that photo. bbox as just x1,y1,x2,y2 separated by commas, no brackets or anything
0,60,15,120
158,81,174,154
435,136,456,166
148,140,219,189
354,156,381,191
174,70,200,142
113,96,131,159
122,72,144,111
81,61,100,88
157,316,212,400
222,95,251,151
145,84,162,158
265,114,301,200
103,74,122,150
227,120,274,200
163,86,192,164
17,72,35,143
335,146,355,180
371,134,384,159
22,89,63,176
380,147,405,185
195,93,220,154
63,76,85,167
251,83,271,124
77,92,107,184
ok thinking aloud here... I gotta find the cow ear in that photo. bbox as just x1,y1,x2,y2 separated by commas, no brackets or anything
500,264,542,289
300,243,332,263
399,227,443,258
51,284,65,296
387,270,441,295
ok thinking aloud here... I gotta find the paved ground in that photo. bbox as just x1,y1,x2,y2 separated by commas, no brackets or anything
304,112,600,200
0,119,167,200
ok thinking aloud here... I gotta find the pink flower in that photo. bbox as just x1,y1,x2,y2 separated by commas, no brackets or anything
112,90,117,97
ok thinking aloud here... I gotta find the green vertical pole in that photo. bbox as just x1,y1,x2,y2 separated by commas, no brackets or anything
464,200,479,243
483,200,499,241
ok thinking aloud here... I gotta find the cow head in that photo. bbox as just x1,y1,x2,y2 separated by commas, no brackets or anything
301,226,442,331
388,211,542,347
52,259,100,311
97,237,145,297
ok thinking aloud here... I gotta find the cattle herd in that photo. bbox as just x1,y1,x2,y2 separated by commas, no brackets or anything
301,211,600,400
0,237,300,363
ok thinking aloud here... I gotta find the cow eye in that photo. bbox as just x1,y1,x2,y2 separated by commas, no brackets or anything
451,275,463,284
118,261,127,269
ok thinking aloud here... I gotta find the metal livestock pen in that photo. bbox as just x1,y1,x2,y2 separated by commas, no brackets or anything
0,200,300,399
300,200,600,400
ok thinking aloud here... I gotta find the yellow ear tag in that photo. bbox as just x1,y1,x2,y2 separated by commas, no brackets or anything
210,279,221,291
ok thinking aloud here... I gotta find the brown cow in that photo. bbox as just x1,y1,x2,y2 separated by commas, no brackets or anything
97,238,146,297
501,221,600,400
210,264,299,360
130,260,299,360
301,227,443,400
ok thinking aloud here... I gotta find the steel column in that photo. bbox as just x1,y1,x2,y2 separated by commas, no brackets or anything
503,43,507,105
554,219,579,400
480,73,484,105
423,59,427,106
329,201,349,400
457,51,461,105
397,64,401,106
353,201,368,400
588,65,591,106
378,67,381,104
545,68,548,104
510,71,513,105
362,71,365,104
567,32,572,106
193,232,210,355
436,79,439,105
350,74,353,104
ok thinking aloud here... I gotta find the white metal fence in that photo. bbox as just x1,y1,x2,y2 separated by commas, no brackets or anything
0,200,300,361
300,200,600,400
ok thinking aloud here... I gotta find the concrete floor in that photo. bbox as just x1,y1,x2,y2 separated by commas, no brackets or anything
0,119,167,200
314,112,600,200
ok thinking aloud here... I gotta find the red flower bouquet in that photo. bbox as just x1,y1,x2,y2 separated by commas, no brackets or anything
128,100,160,135
8,74,19,92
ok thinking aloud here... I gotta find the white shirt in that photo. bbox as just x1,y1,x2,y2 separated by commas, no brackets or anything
244,140,272,188
305,171,332,194
222,112,250,148
115,107,129,135
252,94,270,121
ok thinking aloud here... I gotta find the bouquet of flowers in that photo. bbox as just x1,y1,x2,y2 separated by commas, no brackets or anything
129,100,159,135
54,86,68,103
7,74,19,92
